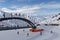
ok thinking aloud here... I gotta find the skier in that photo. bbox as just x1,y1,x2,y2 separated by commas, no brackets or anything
40,32,42,36
27,33,29,37
17,31,19,35
23,29,25,32
50,30,53,33
10,13,13,17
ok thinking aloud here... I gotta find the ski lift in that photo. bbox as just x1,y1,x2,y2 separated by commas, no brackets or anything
29,29,44,32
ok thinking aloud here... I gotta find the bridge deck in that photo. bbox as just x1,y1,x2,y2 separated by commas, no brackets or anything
0,26,31,31
0,17,36,31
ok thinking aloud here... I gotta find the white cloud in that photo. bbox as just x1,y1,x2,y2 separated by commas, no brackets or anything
1,8,13,13
1,2,60,15
15,5,40,13
40,2,60,9
42,4,60,9
1,5,41,14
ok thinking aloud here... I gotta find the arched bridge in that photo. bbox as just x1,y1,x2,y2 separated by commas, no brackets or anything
0,17,36,31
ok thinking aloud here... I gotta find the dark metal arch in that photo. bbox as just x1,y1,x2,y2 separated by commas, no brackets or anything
0,17,36,29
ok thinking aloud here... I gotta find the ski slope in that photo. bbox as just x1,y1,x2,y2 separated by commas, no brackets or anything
0,12,60,40
0,25,60,40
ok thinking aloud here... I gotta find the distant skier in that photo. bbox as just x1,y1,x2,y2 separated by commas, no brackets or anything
23,29,25,32
17,31,19,35
10,13,13,17
27,33,29,37
40,32,42,36
50,30,53,33
19,13,21,16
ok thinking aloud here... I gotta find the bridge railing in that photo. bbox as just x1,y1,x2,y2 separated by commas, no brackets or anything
0,17,36,31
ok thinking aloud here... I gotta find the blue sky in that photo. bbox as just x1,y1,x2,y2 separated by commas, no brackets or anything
0,0,60,8
0,0,60,16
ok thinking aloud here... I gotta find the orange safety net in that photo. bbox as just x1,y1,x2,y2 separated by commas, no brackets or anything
29,29,44,32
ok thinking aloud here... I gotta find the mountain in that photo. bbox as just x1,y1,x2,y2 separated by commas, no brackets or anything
0,11,60,40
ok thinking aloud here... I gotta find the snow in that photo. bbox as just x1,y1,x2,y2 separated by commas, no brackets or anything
0,12,60,40
0,25,60,40
40,14,60,24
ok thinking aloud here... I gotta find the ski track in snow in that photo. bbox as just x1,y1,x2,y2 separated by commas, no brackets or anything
27,33,40,40
44,32,59,40
0,14,60,40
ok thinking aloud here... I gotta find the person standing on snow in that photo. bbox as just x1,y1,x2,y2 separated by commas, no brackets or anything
17,31,19,35
27,33,29,37
40,32,42,35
